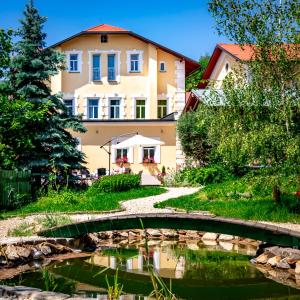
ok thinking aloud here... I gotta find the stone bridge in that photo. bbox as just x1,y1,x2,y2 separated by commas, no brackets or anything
38,213,300,248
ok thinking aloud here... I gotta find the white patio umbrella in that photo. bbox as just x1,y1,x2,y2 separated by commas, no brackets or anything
112,134,165,149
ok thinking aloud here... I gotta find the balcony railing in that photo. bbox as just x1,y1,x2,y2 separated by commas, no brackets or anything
93,68,101,81
108,68,116,81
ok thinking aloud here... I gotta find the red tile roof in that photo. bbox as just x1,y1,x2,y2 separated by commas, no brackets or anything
218,44,255,61
84,24,129,33
199,44,256,88
200,43,300,88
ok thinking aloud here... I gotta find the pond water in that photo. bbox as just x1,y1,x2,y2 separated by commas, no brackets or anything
2,239,300,299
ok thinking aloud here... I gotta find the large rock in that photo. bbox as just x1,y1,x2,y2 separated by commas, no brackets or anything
256,252,274,264
147,229,162,237
16,247,31,259
5,245,19,261
32,250,43,260
219,241,234,251
276,258,290,269
202,232,219,241
266,246,300,258
161,229,179,239
267,256,281,267
40,245,51,256
295,261,300,274
218,234,234,241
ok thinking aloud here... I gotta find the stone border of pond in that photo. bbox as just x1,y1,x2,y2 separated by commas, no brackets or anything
38,213,300,248
0,285,93,300
252,246,300,290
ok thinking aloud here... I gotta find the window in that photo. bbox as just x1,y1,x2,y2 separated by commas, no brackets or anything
225,63,229,72
93,54,101,81
116,148,128,163
110,99,120,119
69,54,78,72
143,147,155,163
130,54,140,72
159,62,166,72
108,54,116,81
88,98,99,119
136,99,145,119
157,100,167,118
64,99,74,116
101,34,108,43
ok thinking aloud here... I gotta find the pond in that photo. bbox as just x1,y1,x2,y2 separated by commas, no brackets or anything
2,239,300,299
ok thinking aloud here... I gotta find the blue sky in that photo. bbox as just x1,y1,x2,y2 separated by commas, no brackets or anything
0,0,229,61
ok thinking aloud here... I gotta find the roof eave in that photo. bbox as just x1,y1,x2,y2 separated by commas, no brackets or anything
47,30,200,74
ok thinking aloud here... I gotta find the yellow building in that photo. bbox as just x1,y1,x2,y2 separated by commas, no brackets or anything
50,24,199,175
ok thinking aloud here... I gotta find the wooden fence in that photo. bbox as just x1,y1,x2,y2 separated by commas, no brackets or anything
0,170,31,209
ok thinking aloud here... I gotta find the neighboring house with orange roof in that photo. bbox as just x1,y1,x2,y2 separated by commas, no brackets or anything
185,44,257,112
184,43,299,112
50,24,200,174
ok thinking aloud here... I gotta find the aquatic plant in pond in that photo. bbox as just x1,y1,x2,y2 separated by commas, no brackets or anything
2,240,300,299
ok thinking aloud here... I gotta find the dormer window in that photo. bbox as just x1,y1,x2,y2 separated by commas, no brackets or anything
101,34,108,43
159,61,167,72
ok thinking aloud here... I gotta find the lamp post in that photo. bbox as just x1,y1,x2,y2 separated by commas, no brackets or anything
100,132,138,176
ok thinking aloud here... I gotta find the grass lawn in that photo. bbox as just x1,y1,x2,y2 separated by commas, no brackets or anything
155,176,300,223
2,186,166,218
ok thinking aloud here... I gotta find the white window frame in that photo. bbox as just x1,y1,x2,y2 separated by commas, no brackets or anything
127,50,143,73
88,50,121,83
143,147,156,163
109,98,121,119
135,99,146,119
112,137,134,163
66,50,82,73
157,99,168,119
63,98,74,116
87,98,100,120
159,61,167,72
92,54,101,81
107,53,116,81
138,137,161,164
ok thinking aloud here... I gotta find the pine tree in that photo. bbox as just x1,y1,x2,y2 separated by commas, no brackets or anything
8,0,86,182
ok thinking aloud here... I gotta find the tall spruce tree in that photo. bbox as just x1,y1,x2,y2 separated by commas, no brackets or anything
8,0,86,180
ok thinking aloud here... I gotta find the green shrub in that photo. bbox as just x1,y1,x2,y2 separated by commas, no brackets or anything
37,189,81,208
89,174,141,193
175,166,232,186
280,194,300,213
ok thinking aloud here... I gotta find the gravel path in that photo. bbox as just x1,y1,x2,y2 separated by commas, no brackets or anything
0,187,198,240
2,187,300,243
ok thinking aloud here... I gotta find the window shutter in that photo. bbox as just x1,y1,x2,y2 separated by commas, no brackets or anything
154,145,161,164
111,138,116,163
138,147,144,163
83,99,88,119
128,147,134,163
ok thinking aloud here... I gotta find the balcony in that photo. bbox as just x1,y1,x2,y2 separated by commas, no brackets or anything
108,67,116,81
93,68,101,81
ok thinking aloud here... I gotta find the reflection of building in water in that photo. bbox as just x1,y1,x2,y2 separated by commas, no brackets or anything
87,247,186,279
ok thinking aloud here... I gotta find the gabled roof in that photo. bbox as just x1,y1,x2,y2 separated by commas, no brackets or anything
218,44,255,61
200,43,300,88
49,23,200,75
199,43,254,88
85,24,129,33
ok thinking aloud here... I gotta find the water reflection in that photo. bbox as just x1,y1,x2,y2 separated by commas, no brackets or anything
2,240,300,299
